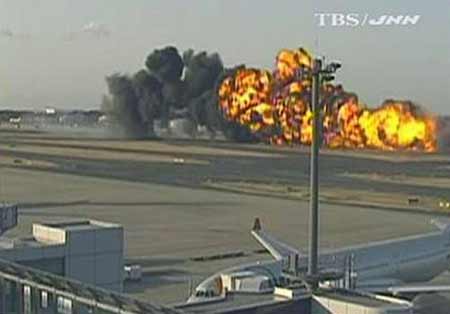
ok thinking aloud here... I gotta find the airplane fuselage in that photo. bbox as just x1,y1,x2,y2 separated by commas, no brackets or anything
188,224,450,303
301,229,450,289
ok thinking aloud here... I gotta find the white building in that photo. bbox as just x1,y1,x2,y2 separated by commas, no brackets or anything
0,220,124,292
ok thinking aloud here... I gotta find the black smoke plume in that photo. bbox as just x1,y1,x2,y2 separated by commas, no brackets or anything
102,45,254,141
146,46,184,129
183,50,223,137
102,74,146,138
132,70,163,137
439,117,450,151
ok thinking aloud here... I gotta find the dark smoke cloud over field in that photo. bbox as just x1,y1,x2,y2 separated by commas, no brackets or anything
102,46,252,140
439,117,450,151
145,46,184,129
183,50,223,138
102,74,146,138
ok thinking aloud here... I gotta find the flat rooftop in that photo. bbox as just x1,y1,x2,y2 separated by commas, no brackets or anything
0,236,49,249
176,292,303,314
178,289,411,314
315,289,404,308
40,220,120,231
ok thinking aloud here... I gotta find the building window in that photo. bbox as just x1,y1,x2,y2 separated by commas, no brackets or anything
23,285,32,314
41,290,49,309
57,296,72,314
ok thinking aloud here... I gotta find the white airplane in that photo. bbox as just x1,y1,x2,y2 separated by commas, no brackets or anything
187,218,450,303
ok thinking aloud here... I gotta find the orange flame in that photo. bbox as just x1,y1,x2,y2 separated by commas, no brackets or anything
219,48,438,152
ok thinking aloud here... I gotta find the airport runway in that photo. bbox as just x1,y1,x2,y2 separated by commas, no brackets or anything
0,129,449,307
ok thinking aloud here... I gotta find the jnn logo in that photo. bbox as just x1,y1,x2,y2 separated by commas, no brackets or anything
315,13,421,27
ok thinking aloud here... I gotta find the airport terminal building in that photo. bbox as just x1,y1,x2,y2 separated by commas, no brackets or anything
0,205,181,314
0,220,124,292
0,205,414,314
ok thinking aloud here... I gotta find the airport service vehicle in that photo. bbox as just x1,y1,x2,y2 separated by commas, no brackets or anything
187,218,450,303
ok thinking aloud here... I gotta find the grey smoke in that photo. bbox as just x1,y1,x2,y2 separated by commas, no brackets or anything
102,74,146,138
102,46,255,141
439,116,450,151
132,69,163,137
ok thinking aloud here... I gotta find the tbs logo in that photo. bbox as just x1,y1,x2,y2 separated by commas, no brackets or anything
314,13,421,27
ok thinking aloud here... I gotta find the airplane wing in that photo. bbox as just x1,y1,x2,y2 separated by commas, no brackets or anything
361,281,450,297
387,285,450,296
251,218,302,261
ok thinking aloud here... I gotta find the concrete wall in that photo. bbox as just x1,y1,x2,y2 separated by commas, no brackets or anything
19,258,65,275
0,245,65,263
64,224,124,291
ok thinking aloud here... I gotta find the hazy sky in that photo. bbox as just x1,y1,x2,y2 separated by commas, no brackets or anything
0,0,449,114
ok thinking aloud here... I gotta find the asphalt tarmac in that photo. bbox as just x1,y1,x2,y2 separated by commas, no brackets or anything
0,129,449,310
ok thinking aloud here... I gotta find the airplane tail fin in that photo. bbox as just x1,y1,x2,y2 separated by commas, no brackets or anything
252,217,262,232
431,218,450,232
